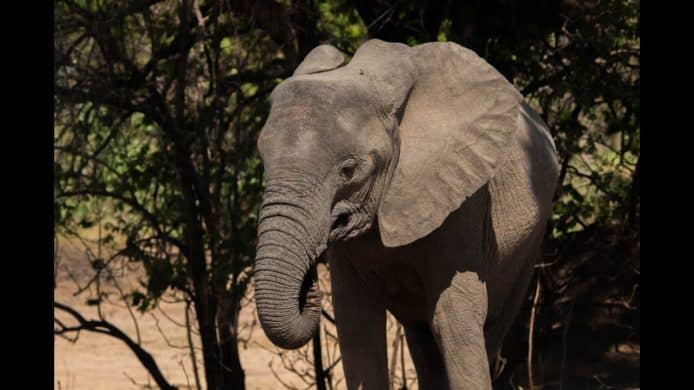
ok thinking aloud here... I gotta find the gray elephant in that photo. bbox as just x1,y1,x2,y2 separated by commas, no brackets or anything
253,39,560,389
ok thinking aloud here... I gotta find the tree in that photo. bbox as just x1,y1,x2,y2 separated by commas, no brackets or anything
54,1,368,388
56,1,287,388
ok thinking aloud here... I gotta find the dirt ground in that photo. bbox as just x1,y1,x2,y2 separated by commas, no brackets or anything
54,238,414,390
54,238,638,389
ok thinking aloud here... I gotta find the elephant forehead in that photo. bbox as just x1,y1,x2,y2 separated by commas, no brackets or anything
258,112,347,169
262,84,373,142
259,119,325,156
266,104,327,128
262,100,339,139
258,76,389,164
271,75,381,112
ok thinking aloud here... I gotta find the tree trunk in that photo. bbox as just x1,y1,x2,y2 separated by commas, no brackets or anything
218,294,246,389
313,320,327,390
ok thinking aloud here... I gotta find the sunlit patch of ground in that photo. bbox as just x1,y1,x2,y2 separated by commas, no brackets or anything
54,239,414,389
55,238,637,389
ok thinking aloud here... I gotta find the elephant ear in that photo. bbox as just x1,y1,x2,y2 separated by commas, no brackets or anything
293,44,346,76
378,42,522,247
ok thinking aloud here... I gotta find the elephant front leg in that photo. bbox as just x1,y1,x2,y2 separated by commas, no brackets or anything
329,255,388,390
404,322,450,389
431,271,492,389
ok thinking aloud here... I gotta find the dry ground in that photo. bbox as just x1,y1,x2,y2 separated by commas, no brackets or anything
54,238,414,390
55,237,638,389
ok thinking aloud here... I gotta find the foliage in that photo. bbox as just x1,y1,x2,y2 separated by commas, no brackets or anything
55,1,286,388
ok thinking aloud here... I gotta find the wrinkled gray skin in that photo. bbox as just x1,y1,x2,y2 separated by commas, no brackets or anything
254,39,560,389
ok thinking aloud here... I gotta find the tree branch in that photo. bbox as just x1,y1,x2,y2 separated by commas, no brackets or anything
54,302,177,390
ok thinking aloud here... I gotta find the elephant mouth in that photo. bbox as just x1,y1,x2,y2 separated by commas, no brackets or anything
329,212,350,240
328,201,373,242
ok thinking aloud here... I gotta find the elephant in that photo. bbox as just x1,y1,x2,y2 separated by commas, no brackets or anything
253,39,560,389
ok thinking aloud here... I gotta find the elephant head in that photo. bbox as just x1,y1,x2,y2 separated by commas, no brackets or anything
253,39,522,349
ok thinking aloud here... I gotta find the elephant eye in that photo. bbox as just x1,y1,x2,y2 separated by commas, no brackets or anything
340,159,357,179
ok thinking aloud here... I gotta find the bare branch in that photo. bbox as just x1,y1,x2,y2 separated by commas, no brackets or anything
528,276,542,390
54,301,177,390
150,312,189,349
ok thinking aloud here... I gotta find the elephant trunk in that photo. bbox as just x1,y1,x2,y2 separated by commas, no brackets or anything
253,199,325,350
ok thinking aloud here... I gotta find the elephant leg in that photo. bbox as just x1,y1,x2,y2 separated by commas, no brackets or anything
329,255,388,390
485,263,535,382
431,270,492,389
403,322,450,390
